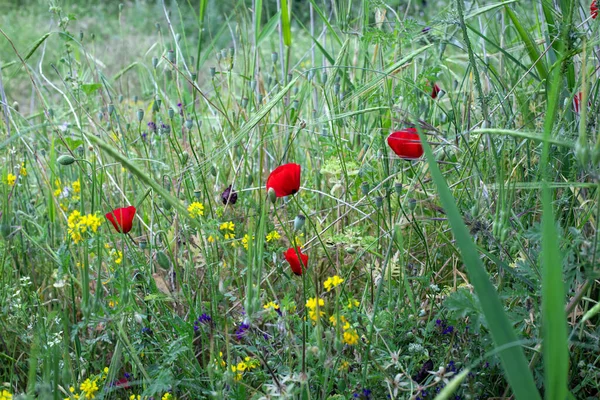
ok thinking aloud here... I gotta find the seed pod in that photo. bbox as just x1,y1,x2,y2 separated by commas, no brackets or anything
167,50,175,64
394,182,403,195
241,97,249,108
185,119,193,130
137,109,144,122
152,57,159,69
168,108,175,119
271,52,278,63
210,67,216,78
408,198,417,211
375,196,383,208
108,104,115,115
181,151,189,165
268,188,277,203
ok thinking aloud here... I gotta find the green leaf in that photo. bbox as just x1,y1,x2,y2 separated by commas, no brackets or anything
505,6,548,81
434,368,471,400
81,83,102,96
23,33,52,63
418,129,541,400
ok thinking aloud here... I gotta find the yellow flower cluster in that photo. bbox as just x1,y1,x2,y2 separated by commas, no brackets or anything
72,180,81,193
241,233,255,250
0,390,13,400
324,275,344,291
346,298,360,310
306,297,325,322
230,356,259,381
4,173,16,186
266,230,280,242
187,202,205,218
79,378,99,399
263,301,280,311
343,328,359,346
68,210,103,244
220,221,235,240
162,394,173,400
20,163,27,177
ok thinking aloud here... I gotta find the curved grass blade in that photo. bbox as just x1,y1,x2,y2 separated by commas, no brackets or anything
418,130,541,400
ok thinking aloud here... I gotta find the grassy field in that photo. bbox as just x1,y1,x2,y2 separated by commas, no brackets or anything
1,0,600,399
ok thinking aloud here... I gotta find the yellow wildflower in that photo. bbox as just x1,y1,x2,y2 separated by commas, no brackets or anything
72,180,81,193
207,235,215,243
20,163,27,176
114,250,123,265
266,230,280,242
187,202,205,218
343,329,359,346
5,173,16,186
60,203,68,212
324,275,344,291
263,301,280,311
306,297,325,309
80,378,99,399
161,394,172,400
0,390,13,400
339,360,350,371
108,300,118,308
241,234,254,250
346,298,360,310
130,396,141,400
329,314,347,327
236,361,247,372
103,367,109,374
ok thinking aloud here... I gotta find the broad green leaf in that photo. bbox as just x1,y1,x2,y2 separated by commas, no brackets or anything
81,83,102,96
280,0,292,47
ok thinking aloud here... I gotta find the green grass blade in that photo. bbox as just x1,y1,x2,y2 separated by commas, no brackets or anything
434,368,471,400
418,131,541,400
464,0,517,19
505,6,548,81
280,0,291,47
539,20,569,400
472,128,574,148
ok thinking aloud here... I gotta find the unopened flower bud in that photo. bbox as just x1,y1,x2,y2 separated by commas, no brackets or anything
210,67,216,78
361,182,370,196
271,52,278,63
57,154,76,166
294,214,306,231
375,196,383,208
152,57,159,69
108,104,115,115
168,108,175,119
408,198,417,211
167,50,175,64
241,97,249,108
394,182,403,195
268,187,277,203
185,119,193,130
137,109,144,122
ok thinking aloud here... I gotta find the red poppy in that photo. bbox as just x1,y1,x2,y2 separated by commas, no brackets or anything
266,163,301,197
105,206,136,234
573,92,591,114
431,83,441,99
284,247,308,276
387,128,424,160
592,1,598,19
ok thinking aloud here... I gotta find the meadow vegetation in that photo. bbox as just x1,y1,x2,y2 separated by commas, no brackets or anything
1,0,600,399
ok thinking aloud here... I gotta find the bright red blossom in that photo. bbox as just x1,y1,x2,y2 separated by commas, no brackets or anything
387,128,424,160
105,206,136,234
284,247,308,276
266,163,301,197
431,83,441,99
592,1,598,19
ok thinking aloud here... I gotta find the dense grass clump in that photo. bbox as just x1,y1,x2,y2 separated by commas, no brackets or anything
1,0,600,399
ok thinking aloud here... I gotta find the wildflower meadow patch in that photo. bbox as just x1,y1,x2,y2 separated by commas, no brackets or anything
1,0,600,399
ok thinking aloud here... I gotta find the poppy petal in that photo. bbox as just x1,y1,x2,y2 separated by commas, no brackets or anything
266,163,301,197
105,206,136,234
387,128,424,160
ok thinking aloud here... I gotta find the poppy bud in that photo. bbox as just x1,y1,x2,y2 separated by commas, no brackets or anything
321,72,328,85
167,50,175,63
307,70,314,81
210,164,217,177
250,80,257,91
133,95,138,103
48,108,54,118
241,97,249,108
291,100,299,110
268,187,277,203
394,182,403,195
221,185,238,205
139,239,148,249
375,196,383,208
118,95,124,103
181,151,189,165
408,198,417,211
57,154,76,166
79,30,84,41
137,109,144,122
216,52,222,62
292,87,298,95
271,52,278,63
108,104,115,115
153,98,161,112
97,112,103,121
294,214,306,231
191,71,197,81
156,251,171,269
194,189,202,199
361,182,370,196
152,57,159,69
333,82,340,95
210,67,216,78
258,94,264,104
185,119,193,130
13,101,19,112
